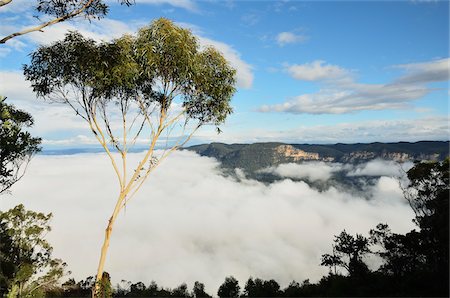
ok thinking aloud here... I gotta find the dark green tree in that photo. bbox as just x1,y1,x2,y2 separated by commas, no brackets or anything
192,281,211,298
0,220,15,296
369,223,425,277
0,204,68,297
243,277,280,297
217,276,240,298
321,230,370,277
370,158,449,295
0,97,41,195
128,281,146,296
171,283,191,298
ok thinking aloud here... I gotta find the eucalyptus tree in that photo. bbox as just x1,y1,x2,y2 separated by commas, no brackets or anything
0,204,68,297
0,0,134,44
24,18,236,295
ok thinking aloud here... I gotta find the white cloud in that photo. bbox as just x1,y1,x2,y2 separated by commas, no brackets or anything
3,151,415,293
0,71,34,101
197,36,253,89
25,18,136,45
193,117,449,144
175,22,254,88
0,0,34,13
394,58,450,84
261,58,449,114
276,31,307,46
134,0,198,12
261,162,343,182
0,71,87,134
1,69,446,145
286,60,349,81
260,160,415,186
259,84,429,114
0,48,11,57
348,159,414,177
42,135,97,147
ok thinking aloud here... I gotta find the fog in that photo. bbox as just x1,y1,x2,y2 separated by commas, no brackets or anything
1,151,415,293
262,159,414,182
260,162,347,182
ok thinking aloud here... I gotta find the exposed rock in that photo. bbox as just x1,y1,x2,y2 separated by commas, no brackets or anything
274,145,319,162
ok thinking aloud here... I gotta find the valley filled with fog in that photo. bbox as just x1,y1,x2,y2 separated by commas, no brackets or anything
2,151,416,293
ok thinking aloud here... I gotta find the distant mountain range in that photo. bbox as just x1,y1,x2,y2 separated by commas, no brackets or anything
186,141,449,172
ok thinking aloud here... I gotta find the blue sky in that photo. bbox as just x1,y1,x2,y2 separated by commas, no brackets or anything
0,0,448,147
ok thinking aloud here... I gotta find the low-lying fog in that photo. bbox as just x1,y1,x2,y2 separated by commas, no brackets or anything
2,151,416,293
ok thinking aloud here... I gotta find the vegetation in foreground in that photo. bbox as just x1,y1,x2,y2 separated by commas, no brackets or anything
1,158,448,297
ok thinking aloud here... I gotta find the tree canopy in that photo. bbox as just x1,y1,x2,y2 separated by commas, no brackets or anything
217,276,240,298
0,97,41,195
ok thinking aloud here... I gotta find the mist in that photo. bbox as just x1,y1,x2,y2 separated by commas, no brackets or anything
1,151,416,293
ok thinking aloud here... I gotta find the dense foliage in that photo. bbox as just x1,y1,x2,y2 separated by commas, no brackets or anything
24,18,236,128
0,97,41,194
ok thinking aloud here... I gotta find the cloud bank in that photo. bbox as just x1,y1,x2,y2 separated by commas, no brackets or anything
261,162,345,182
261,58,449,114
193,116,449,145
286,60,349,81
3,151,415,293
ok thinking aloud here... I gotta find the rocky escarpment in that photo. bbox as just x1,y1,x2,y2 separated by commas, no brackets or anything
273,145,319,162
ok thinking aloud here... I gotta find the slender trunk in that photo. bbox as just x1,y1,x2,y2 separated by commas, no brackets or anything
92,192,126,297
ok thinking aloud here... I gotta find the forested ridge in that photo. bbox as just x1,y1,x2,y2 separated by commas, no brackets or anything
187,141,449,173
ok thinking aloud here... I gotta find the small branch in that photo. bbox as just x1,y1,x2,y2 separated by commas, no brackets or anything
90,113,124,190
123,123,201,206
0,0,12,7
1,0,96,44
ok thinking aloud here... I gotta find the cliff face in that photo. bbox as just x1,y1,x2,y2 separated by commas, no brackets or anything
272,147,441,164
273,145,319,162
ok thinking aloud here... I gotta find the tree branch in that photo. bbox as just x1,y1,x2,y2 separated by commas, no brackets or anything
123,122,201,207
0,0,12,7
0,0,96,44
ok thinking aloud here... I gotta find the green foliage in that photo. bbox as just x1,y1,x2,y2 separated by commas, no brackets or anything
30,0,133,20
405,158,449,230
24,18,236,130
95,272,112,298
0,97,41,194
0,204,68,297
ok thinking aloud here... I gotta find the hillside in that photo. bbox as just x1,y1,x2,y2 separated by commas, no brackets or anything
186,141,449,172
